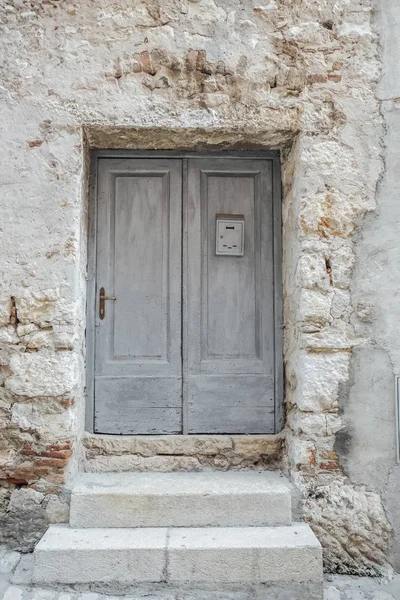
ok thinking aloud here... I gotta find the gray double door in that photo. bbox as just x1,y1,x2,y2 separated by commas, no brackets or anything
93,157,276,435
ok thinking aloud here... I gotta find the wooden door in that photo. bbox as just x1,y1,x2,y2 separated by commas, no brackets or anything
91,155,279,435
185,158,276,433
93,158,182,434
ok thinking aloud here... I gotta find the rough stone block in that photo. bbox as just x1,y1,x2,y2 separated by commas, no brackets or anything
133,435,233,457
82,433,283,472
288,411,342,438
287,435,317,469
232,435,282,458
296,254,331,291
84,454,203,473
291,352,350,412
2,587,23,600
301,329,353,351
298,289,333,331
16,291,76,327
6,351,78,397
0,298,12,327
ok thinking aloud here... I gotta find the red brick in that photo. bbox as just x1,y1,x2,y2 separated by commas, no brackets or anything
35,457,69,468
320,461,339,471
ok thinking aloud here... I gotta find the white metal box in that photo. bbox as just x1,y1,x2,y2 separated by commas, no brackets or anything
216,214,245,256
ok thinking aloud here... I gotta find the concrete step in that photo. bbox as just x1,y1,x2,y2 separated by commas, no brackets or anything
69,471,292,528
33,523,323,591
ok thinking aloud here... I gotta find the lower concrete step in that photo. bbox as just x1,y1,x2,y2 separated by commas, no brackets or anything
33,523,323,589
69,471,292,528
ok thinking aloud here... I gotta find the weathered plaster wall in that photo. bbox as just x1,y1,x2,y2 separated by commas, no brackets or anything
334,0,400,574
0,0,393,575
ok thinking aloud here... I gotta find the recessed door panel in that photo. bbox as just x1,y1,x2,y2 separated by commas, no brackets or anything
113,175,166,361
206,175,258,360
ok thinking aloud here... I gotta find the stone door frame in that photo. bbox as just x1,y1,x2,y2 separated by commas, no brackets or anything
85,147,284,435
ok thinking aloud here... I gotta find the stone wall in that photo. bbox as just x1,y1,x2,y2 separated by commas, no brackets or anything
0,0,396,575
82,434,283,472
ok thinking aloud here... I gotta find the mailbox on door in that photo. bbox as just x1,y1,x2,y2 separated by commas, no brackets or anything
215,214,245,256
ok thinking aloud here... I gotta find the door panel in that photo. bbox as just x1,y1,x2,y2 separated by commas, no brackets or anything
113,175,166,360
94,158,182,434
187,376,274,434
206,176,258,360
185,159,275,434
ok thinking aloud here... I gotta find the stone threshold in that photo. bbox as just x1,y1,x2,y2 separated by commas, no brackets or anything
81,433,284,472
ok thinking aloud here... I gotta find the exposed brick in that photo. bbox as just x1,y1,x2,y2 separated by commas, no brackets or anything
319,461,340,471
34,458,69,468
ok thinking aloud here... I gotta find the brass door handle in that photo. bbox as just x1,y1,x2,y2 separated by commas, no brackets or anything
99,287,116,320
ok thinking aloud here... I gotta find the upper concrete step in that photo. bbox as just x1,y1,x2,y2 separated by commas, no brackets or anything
69,471,292,528
33,523,323,589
